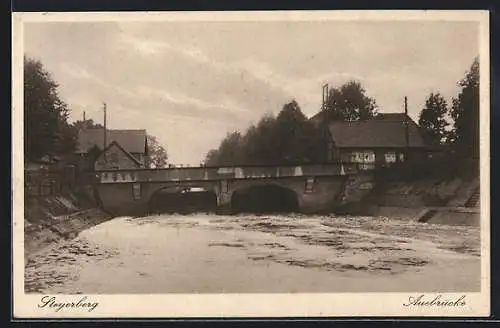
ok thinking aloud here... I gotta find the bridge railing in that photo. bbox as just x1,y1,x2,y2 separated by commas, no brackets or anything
95,162,361,172
94,162,360,184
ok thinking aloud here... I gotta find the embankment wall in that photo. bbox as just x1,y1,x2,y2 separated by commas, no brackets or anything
24,187,112,256
345,175,481,226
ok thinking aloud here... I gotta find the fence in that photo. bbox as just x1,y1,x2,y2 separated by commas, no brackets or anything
24,165,77,197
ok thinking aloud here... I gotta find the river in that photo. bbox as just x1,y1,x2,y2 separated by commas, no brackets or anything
25,213,481,294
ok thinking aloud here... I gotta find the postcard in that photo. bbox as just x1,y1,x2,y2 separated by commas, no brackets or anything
12,10,490,318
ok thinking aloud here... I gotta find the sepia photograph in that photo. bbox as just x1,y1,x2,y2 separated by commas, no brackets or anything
12,10,490,317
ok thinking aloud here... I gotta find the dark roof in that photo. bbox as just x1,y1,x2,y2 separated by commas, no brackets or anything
96,141,143,166
373,113,407,121
76,128,147,154
309,111,323,122
328,113,426,148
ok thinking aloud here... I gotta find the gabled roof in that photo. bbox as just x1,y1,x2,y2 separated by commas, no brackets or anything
96,141,143,166
76,128,147,154
328,113,426,148
309,111,321,121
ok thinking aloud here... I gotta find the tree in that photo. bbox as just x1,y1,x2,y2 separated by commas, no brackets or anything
418,93,449,146
298,119,325,163
323,80,378,122
147,135,168,168
72,118,104,131
204,149,221,166
203,114,279,166
203,100,325,166
274,100,306,163
24,56,76,161
241,113,278,165
273,100,323,164
450,57,480,158
205,131,244,166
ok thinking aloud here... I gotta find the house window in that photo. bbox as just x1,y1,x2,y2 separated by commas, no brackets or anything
350,150,375,170
350,151,375,163
350,152,360,163
364,152,375,162
384,152,397,163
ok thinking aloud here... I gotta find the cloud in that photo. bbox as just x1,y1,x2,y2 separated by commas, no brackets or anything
60,62,93,80
23,20,480,164
121,37,167,56
119,34,301,108
116,31,434,119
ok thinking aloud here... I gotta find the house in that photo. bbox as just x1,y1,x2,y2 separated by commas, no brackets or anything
324,113,428,170
93,141,144,170
74,128,149,170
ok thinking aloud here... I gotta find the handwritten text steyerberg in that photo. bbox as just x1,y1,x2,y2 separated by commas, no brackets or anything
38,296,99,312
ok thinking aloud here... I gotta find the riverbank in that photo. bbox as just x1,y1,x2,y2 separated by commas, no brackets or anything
338,171,481,226
24,189,112,257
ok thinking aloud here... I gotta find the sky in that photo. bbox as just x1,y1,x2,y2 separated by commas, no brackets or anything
23,19,479,165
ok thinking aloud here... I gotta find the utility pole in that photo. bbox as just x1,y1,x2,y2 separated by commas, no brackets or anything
103,102,107,164
83,111,86,121
322,83,329,111
404,96,409,160
322,83,330,162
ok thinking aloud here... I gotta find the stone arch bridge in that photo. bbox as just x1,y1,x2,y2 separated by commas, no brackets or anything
92,163,374,216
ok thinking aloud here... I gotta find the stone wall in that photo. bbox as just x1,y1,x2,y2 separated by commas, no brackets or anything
365,177,479,208
24,193,112,256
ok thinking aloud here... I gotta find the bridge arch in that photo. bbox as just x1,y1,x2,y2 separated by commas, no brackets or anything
148,185,218,214
230,183,299,214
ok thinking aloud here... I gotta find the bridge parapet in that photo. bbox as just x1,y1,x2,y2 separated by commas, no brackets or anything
95,163,359,184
